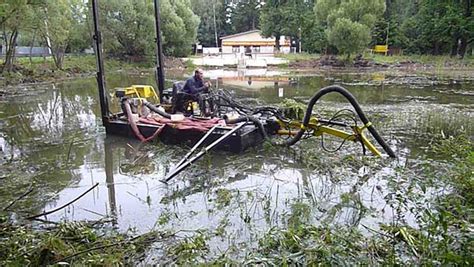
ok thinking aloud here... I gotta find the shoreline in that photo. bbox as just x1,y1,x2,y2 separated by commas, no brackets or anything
1,55,474,88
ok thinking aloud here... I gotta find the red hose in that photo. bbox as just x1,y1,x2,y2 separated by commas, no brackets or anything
123,99,163,142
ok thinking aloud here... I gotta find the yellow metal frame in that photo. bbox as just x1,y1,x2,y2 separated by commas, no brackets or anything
124,85,160,103
276,118,382,157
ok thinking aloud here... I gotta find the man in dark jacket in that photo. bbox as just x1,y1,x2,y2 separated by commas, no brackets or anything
183,68,211,95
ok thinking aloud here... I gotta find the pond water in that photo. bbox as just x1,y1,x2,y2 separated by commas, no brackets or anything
0,69,473,258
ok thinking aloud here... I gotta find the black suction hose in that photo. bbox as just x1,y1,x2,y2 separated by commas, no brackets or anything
225,116,268,140
285,85,396,158
142,100,172,119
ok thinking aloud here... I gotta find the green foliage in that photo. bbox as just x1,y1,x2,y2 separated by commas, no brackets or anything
184,59,196,69
166,0,200,56
230,0,262,32
0,221,150,266
259,0,284,48
98,0,198,58
301,19,327,53
417,0,472,56
328,18,371,58
260,0,315,51
0,0,38,72
33,0,76,70
192,0,231,47
432,134,474,204
255,224,388,265
382,0,474,57
100,0,154,58
167,232,209,264
215,188,233,208
279,98,306,120
315,0,386,57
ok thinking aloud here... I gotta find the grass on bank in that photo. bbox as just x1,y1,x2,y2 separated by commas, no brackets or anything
0,55,159,86
277,52,321,62
366,53,474,66
276,51,474,67
2,54,154,74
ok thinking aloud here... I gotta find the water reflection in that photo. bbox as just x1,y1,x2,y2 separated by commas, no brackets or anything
104,139,117,223
0,71,472,256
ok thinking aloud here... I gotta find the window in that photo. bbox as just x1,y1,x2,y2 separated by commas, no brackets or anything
252,46,260,53
232,46,240,53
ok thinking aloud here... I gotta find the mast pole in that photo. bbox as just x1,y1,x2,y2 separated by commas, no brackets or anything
153,0,165,102
91,0,109,125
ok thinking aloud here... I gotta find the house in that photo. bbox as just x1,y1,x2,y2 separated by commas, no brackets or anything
220,30,291,55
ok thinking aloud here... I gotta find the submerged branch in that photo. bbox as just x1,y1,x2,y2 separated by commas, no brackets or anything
3,183,35,211
26,182,99,220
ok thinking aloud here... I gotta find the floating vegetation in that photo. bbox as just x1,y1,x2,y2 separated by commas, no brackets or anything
214,188,233,208
0,218,165,266
0,73,472,265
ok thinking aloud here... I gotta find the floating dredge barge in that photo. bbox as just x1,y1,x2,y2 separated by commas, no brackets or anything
91,0,395,182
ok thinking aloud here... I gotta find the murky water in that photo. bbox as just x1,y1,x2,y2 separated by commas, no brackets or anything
1,70,473,258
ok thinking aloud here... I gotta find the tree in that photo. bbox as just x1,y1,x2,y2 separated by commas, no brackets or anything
259,0,284,51
192,0,231,47
34,0,75,70
409,0,473,57
101,0,198,58
68,0,90,53
372,0,413,49
231,0,262,32
169,0,200,56
0,0,37,73
100,0,155,59
328,18,371,57
261,0,315,52
301,19,327,53
315,0,386,58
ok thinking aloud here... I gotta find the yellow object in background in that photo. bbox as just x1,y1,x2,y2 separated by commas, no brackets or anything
373,45,389,55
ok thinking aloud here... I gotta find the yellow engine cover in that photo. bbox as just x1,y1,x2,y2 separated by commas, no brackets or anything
125,85,158,99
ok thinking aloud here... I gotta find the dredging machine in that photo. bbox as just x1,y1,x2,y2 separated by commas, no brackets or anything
91,0,396,183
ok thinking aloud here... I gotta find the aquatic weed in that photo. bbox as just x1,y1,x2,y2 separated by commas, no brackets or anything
214,188,233,208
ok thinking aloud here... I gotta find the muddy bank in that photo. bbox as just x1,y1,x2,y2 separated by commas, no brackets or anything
287,55,474,78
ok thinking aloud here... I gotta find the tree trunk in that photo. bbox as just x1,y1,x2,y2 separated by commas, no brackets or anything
458,0,472,58
433,42,440,55
212,0,218,47
294,36,300,53
450,37,459,57
458,37,468,58
3,30,18,73
274,34,281,53
52,46,65,70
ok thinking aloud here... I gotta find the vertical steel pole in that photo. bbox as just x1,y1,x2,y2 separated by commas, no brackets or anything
91,0,109,125
153,0,165,102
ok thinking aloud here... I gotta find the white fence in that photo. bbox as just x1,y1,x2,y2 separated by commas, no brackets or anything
0,46,51,57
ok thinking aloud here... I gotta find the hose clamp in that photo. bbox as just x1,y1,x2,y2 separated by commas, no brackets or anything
360,122,372,131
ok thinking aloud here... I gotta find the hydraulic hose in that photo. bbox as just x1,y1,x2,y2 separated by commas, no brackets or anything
225,116,268,140
284,85,396,158
142,100,172,119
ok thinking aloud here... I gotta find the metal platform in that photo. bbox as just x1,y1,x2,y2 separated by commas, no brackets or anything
105,119,266,153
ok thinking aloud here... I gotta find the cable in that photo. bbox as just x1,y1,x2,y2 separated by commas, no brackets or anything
321,133,352,153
